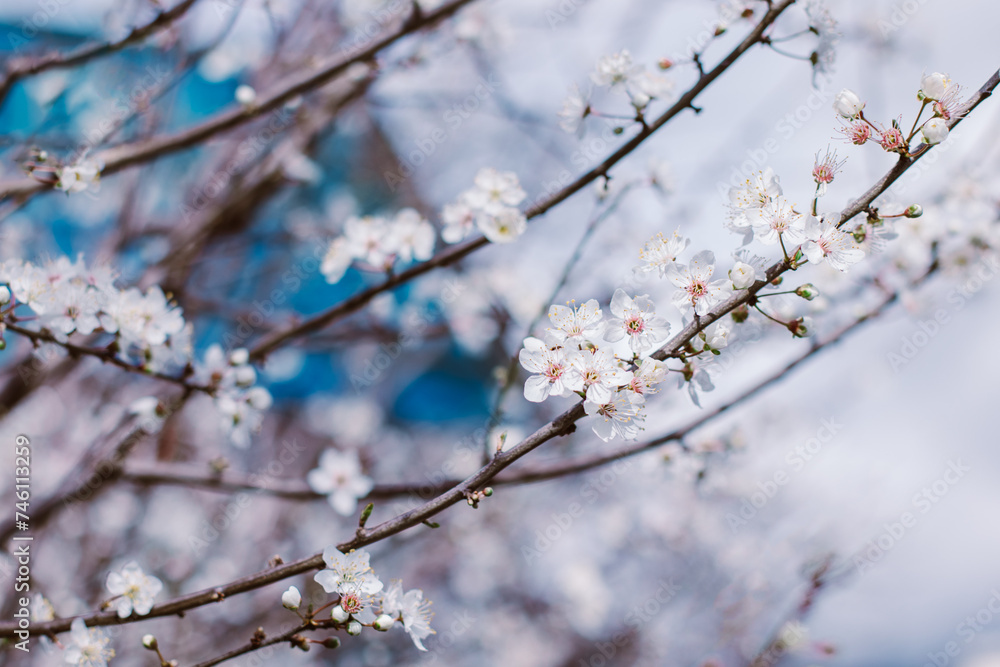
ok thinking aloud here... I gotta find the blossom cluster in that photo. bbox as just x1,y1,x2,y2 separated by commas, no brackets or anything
282,548,434,651
321,208,435,283
0,255,191,371
518,295,669,441
0,256,273,449
193,345,274,448
558,49,674,134
834,72,964,152
726,167,865,272
321,168,528,284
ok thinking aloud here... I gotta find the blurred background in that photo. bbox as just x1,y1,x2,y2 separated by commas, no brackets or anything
0,0,999,665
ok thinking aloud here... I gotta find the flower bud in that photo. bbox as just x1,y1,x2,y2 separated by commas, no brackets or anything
787,316,813,338
921,118,949,145
229,348,249,365
730,262,756,290
795,284,819,301
905,205,923,218
142,635,158,650
322,637,342,649
730,304,749,323
281,586,301,611
235,84,257,106
0,286,10,305
331,605,350,622
919,72,950,101
833,89,864,119
346,621,363,636
373,614,396,631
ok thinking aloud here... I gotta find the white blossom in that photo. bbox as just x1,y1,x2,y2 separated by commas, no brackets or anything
307,449,374,516
568,347,632,404
65,618,115,666
518,336,583,402
380,580,435,651
585,392,645,441
635,230,688,278
314,548,384,596
603,289,671,355
666,251,733,316
801,216,865,271
546,299,604,344
105,561,162,618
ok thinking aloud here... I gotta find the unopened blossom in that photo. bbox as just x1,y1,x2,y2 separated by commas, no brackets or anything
557,83,590,134
603,289,671,355
833,89,864,119
307,449,374,516
921,118,949,145
314,548,383,596
65,617,115,667
476,207,527,243
387,208,435,263
462,167,526,213
381,580,435,651
518,336,583,402
919,72,950,101
568,347,632,404
729,261,757,289
282,586,301,611
546,298,604,344
105,562,162,618
666,251,733,316
590,49,642,90
634,230,688,278
812,147,846,196
690,320,731,352
801,216,865,271
747,198,807,246
585,392,645,441
441,201,476,243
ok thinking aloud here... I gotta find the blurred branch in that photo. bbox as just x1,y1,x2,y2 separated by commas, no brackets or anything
247,0,800,361
0,0,479,201
0,0,201,108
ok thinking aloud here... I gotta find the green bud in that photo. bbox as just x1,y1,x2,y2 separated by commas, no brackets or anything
613,126,624,135
322,637,342,649
795,284,819,301
905,204,923,218
142,635,158,650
